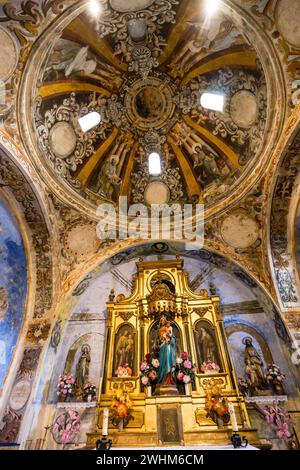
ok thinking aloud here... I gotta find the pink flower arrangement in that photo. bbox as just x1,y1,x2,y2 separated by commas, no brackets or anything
200,360,220,373
115,364,132,377
266,364,285,385
265,403,294,441
149,370,158,381
183,360,192,369
57,374,75,401
175,352,196,388
52,410,81,445
140,352,160,387
237,377,251,396
82,383,97,401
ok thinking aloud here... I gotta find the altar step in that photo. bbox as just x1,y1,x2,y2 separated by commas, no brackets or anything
87,429,269,449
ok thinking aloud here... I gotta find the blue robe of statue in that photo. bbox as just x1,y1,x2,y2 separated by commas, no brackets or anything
157,334,177,384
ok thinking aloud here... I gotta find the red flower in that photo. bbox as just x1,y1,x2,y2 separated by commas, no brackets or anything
145,353,151,362
181,352,188,360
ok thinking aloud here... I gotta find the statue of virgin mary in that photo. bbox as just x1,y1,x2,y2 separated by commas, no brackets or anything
155,316,177,385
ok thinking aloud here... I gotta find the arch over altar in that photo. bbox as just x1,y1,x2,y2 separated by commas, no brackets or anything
86,257,258,447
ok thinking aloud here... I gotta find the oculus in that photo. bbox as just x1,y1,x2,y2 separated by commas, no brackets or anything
125,77,175,131
148,152,162,176
78,111,101,133
200,92,224,112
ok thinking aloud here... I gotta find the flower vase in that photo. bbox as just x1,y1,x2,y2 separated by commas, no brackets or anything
273,382,284,395
216,417,224,429
118,418,124,432
185,383,191,396
146,386,152,397
59,394,66,403
87,394,92,402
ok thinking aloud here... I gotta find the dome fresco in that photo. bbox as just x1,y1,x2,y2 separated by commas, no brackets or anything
23,0,273,212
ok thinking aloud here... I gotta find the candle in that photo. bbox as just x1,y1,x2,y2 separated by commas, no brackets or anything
102,408,109,436
229,401,238,432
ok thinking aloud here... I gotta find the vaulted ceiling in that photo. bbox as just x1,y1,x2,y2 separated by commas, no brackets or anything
19,0,283,216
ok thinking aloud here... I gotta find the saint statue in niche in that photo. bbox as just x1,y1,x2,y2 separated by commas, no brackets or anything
149,319,181,355
154,316,177,385
75,344,91,389
114,326,135,374
193,322,220,368
243,337,267,392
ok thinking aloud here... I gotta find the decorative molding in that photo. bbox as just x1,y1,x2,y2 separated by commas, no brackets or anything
193,307,213,318
56,401,96,410
245,395,287,405
0,141,53,319
26,320,51,345
119,312,134,322
270,129,300,306
221,300,263,315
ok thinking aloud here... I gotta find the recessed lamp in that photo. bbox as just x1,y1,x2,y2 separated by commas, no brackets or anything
88,0,101,17
200,92,224,112
205,0,220,16
78,111,101,132
148,152,162,176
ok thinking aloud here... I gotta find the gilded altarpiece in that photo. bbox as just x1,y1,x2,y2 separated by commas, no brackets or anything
87,259,259,447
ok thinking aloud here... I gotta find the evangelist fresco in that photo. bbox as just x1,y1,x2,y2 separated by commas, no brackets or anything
0,197,27,388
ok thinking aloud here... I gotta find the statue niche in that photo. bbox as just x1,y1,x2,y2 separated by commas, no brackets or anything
75,343,91,390
149,317,182,388
193,320,222,371
243,336,268,394
149,319,182,356
150,316,179,395
113,324,136,376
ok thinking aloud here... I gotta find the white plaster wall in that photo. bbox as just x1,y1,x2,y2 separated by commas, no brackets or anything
23,253,298,448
